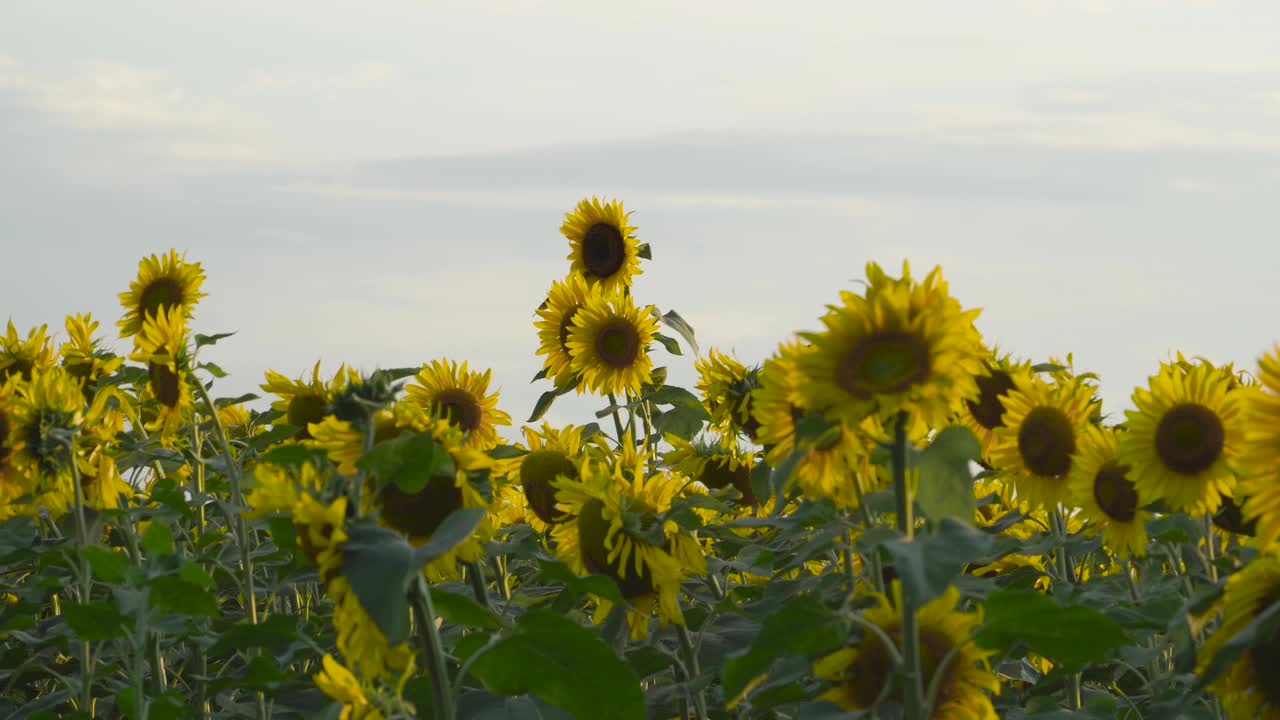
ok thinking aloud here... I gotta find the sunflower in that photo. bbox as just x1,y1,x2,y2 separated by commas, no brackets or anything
370,407,495,581
1066,425,1148,558
404,359,510,450
1241,347,1280,547
534,274,602,387
814,584,999,718
550,457,706,639
796,261,984,430
1118,361,1244,517
695,348,761,440
663,434,757,507
503,422,585,529
954,352,1035,462
561,197,642,295
117,249,207,339
313,654,385,720
0,378,30,520
308,410,399,476
1197,550,1280,720
8,367,87,518
989,376,1095,512
244,461,330,520
0,321,55,382
566,292,659,397
76,446,131,511
59,314,123,397
262,362,359,439
128,306,194,439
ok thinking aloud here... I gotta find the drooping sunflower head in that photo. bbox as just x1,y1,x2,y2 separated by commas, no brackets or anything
566,292,659,397
663,434,757,507
696,348,762,441
956,351,1035,461
313,654,383,720
815,584,999,718
0,321,55,382
1067,425,1148,558
534,273,602,386
796,261,985,430
989,375,1096,512
751,340,808,466
507,422,585,527
404,359,511,450
0,378,30,513
9,367,85,514
1118,360,1244,517
1197,550,1280,720
1241,346,1280,547
117,249,207,339
128,306,193,439
561,197,642,295
262,362,359,438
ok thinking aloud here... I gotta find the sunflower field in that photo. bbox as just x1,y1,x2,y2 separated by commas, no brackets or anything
2,197,1280,720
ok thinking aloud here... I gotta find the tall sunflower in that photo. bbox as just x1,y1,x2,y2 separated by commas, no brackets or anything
561,197,642,295
1241,346,1280,547
814,584,1000,719
8,367,86,518
1197,550,1280,720
1067,425,1148,558
796,261,984,430
696,348,761,441
117,249,207,339
0,321,55,382
989,376,1095,511
1117,361,1244,517
404,359,510,450
504,422,585,528
128,306,193,439
262,362,359,438
954,351,1034,462
534,274,601,387
550,458,706,639
566,292,659,397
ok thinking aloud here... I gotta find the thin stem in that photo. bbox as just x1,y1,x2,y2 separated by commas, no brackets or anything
891,412,925,720
1202,514,1219,582
676,625,709,720
891,413,913,540
1050,507,1075,586
67,437,95,716
466,561,492,611
412,575,456,720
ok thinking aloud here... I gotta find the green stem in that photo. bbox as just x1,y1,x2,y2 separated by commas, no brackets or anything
412,575,456,720
466,561,492,611
1050,508,1075,586
891,413,925,720
1202,515,1219,582
676,624,709,720
605,393,627,444
67,437,95,717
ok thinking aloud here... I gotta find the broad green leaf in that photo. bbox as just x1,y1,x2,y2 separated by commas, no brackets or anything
537,558,623,604
412,507,487,566
215,392,259,408
63,601,128,640
648,384,701,409
141,521,175,556
722,595,847,701
357,431,454,493
656,403,707,441
652,332,682,356
210,613,303,656
82,546,133,583
660,310,699,356
179,563,215,589
148,576,220,617
432,589,504,629
341,521,416,644
469,610,644,720
916,426,980,524
976,590,1129,668
883,517,994,609
528,384,575,423
489,444,529,460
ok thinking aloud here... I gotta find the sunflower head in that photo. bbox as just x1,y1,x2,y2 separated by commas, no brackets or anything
1067,425,1149,557
511,422,585,526
1119,360,1244,516
118,249,207,339
752,340,808,466
535,274,602,386
1198,551,1280,719
405,359,511,450
663,434,757,506
989,375,1095,511
59,314,123,397
7,367,86,517
696,349,762,441
561,197,642,294
262,362,358,438
1240,346,1280,546
1,321,55,382
566,292,659,397
128,306,193,438
956,351,1035,462
796,261,984,430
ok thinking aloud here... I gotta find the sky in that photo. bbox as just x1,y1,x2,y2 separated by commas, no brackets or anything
3,0,1279,432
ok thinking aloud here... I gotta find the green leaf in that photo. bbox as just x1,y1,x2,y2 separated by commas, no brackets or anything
63,601,129,640
210,613,303,656
489,444,529,460
412,507,487,567
141,521,175,556
649,384,701,409
148,576,220,617
179,563,215,589
358,431,454,493
194,332,236,348
723,595,846,702
82,546,133,583
469,610,644,720
197,362,228,378
636,242,652,260
528,383,575,423
341,521,416,644
976,590,1129,668
883,517,993,609
215,392,259,408
1194,598,1280,690
432,589,504,629
656,403,707,441
916,426,979,524
537,559,623,603
652,332,682,356
660,310,699,356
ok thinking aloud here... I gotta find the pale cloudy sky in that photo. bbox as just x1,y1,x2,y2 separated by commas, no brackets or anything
3,0,1279,429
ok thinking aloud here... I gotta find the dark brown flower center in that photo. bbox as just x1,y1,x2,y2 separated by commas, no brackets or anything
287,393,327,437
1017,406,1075,477
1092,462,1138,522
699,458,757,506
520,450,577,524
1,358,34,381
377,474,464,539
1154,403,1224,475
581,223,626,279
139,278,185,320
433,388,483,433
558,303,582,351
577,497,654,599
966,369,1017,431
834,331,930,399
148,363,182,409
1213,494,1258,536
845,625,956,709
595,319,641,369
